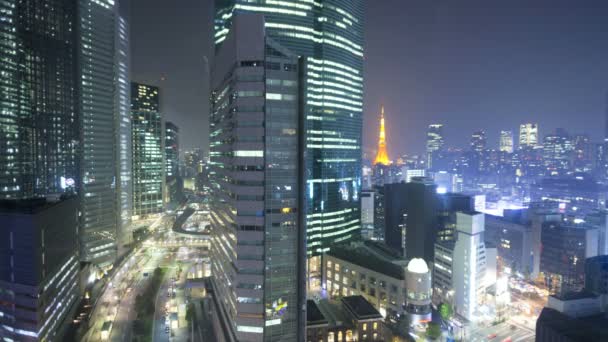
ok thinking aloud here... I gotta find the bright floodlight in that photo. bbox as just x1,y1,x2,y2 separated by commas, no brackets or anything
407,258,429,274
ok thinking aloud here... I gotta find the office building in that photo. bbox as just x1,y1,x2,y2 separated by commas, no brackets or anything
79,0,119,267
307,297,384,342
324,243,407,316
404,177,438,261
131,82,164,218
115,0,133,246
540,221,598,294
585,210,608,255
373,106,390,165
432,171,458,193
530,174,606,214
215,0,365,268
434,212,487,321
0,0,80,199
383,182,408,254
360,190,375,240
405,259,432,325
519,123,539,148
484,212,537,277
499,130,514,153
426,124,445,170
183,148,203,178
572,134,593,173
470,130,487,153
536,293,608,342
0,197,80,341
436,193,475,242
543,128,573,176
208,15,305,341
165,121,180,177
585,255,608,296
405,168,426,183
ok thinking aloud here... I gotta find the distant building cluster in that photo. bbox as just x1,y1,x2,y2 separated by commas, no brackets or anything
2,0,608,341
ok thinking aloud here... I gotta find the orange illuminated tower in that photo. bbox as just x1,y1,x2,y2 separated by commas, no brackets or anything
374,106,391,165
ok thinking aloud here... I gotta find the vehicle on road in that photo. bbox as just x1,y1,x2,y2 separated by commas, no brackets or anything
487,333,497,339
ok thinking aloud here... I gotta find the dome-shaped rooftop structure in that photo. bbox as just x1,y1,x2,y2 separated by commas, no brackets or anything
407,258,429,274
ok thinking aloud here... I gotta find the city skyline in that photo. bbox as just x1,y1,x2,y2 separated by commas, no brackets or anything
131,0,608,157
2,1,608,341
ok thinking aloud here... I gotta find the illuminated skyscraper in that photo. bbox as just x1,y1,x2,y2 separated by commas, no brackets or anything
164,121,180,177
115,0,132,245
470,130,486,153
79,0,119,267
519,123,539,148
426,124,445,170
542,128,573,176
209,15,305,341
499,130,514,153
0,0,80,199
374,106,390,165
131,83,164,218
215,0,364,268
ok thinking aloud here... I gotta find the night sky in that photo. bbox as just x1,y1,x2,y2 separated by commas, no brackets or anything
131,0,608,158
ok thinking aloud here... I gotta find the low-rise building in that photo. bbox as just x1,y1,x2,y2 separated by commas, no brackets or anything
306,296,384,342
324,242,407,317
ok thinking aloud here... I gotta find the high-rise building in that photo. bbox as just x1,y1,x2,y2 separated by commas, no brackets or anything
360,189,375,240
208,15,305,341
215,0,365,270
542,128,573,176
519,123,539,149
426,124,444,170
165,121,180,177
433,212,487,321
0,197,80,341
470,130,486,153
79,0,119,267
499,130,514,153
0,0,80,199
373,106,390,165
572,134,593,173
131,83,164,218
115,0,132,245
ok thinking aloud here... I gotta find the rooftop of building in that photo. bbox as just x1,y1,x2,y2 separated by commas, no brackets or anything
328,244,405,280
586,255,608,264
307,300,328,326
537,307,608,340
341,296,383,320
363,240,403,260
552,290,597,301
0,195,76,215
534,174,603,192
307,296,382,328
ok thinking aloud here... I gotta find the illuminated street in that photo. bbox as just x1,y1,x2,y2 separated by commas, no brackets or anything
82,210,209,342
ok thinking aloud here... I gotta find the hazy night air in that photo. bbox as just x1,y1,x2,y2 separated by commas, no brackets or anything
132,0,608,157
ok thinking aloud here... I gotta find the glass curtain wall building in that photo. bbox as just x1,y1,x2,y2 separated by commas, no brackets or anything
0,0,80,199
209,14,305,342
131,83,164,218
78,0,119,267
115,0,132,247
215,0,364,290
165,121,180,177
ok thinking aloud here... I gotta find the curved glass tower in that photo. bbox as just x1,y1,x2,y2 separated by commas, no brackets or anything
215,0,364,288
